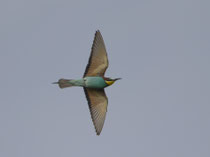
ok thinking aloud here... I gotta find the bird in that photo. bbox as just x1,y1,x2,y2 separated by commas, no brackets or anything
53,30,121,135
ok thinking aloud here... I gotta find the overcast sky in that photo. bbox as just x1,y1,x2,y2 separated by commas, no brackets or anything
1,0,210,157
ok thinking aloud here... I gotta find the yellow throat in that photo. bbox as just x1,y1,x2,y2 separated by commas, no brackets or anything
105,80,115,86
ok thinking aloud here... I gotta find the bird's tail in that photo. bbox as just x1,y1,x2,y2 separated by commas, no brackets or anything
52,79,73,89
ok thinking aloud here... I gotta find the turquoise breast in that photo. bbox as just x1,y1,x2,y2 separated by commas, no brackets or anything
84,76,107,89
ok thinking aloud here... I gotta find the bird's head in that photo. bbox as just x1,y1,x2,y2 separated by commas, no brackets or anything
104,77,121,86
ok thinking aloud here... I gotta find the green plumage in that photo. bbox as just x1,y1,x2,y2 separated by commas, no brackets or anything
63,77,108,89
84,77,108,88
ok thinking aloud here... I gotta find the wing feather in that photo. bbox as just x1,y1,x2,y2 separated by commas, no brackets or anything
83,30,108,77
83,87,108,135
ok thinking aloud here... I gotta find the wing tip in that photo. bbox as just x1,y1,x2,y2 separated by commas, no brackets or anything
95,30,102,36
95,127,102,136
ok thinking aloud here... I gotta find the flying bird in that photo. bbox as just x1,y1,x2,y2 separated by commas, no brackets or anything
53,30,121,135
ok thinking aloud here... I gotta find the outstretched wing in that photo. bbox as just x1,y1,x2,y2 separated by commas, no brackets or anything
83,30,109,77
83,87,108,135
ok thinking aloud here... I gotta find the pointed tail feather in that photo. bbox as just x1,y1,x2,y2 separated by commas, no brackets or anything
53,79,73,89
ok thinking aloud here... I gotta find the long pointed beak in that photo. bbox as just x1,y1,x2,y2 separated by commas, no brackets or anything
114,78,122,81
52,82,58,84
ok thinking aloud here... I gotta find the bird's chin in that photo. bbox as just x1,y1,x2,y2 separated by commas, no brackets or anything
105,80,115,86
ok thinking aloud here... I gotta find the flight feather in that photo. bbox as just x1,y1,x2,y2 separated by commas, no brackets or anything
83,30,109,77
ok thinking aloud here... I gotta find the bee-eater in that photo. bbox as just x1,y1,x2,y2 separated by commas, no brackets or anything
53,30,121,135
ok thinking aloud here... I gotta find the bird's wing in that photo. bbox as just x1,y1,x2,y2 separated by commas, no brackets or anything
83,87,108,135
83,30,109,77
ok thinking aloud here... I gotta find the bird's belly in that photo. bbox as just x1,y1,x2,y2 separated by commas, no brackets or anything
84,77,107,89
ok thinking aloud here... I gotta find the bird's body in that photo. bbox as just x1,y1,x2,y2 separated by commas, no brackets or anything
57,76,117,89
54,30,120,135
84,76,109,88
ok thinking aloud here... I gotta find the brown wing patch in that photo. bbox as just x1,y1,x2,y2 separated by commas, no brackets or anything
83,87,108,135
83,30,109,77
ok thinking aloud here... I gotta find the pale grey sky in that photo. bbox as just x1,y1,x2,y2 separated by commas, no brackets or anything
1,0,210,157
